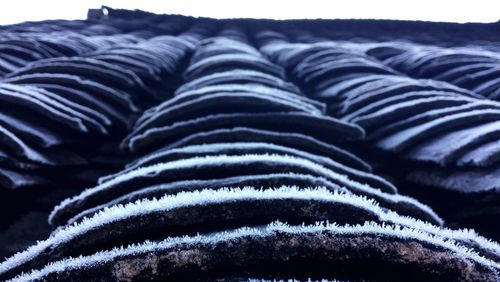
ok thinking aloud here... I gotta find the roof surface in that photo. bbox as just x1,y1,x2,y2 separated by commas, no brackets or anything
0,6,499,281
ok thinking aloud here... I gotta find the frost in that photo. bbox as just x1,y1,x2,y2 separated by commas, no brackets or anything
102,142,394,194
8,220,499,282
51,154,436,224
3,186,381,275
8,184,499,279
77,173,347,224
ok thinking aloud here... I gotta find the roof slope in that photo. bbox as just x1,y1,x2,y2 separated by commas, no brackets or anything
0,6,499,281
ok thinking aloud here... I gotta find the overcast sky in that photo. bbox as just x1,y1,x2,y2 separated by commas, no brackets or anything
1,0,499,25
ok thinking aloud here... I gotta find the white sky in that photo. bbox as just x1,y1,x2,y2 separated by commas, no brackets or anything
1,0,499,25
